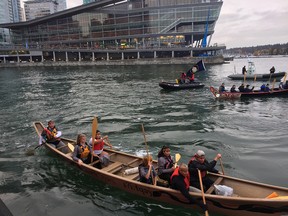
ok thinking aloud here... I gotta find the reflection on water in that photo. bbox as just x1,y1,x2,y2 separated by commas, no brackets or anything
0,57,288,216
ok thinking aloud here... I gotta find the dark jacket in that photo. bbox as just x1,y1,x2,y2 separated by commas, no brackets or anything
188,159,218,183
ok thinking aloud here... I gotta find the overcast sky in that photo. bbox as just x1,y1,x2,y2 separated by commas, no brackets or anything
48,0,288,49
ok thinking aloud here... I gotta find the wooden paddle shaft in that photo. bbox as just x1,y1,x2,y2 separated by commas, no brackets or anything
198,169,209,216
91,116,98,162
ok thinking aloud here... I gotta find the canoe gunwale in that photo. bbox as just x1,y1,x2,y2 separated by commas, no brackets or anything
33,121,288,216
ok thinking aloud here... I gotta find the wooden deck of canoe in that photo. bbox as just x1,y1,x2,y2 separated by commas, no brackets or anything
33,121,288,216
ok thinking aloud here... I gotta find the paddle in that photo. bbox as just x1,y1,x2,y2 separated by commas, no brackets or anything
141,124,156,186
174,153,181,168
91,116,98,162
68,142,75,152
271,78,276,91
198,169,209,216
219,158,225,175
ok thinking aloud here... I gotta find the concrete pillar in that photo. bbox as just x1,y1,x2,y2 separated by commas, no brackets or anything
107,52,109,61
190,50,193,57
137,52,140,59
65,52,68,62
53,52,56,62
17,54,20,63
79,52,81,61
172,51,174,58
30,55,32,62
121,52,124,60
154,51,156,58
92,52,95,62
3,57,6,64
41,55,44,62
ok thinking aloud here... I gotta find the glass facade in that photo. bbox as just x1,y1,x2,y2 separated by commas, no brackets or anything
2,0,223,50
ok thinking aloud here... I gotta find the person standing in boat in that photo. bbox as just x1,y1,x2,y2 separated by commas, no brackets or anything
139,154,157,185
72,134,92,165
89,130,112,167
171,163,207,212
270,66,275,74
242,66,247,75
188,150,222,192
157,146,175,184
39,120,68,153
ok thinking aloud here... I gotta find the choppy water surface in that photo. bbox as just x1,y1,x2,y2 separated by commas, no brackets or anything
0,57,288,216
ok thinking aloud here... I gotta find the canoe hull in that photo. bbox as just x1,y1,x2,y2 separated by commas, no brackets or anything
228,72,286,81
159,82,204,90
210,86,288,99
33,122,288,216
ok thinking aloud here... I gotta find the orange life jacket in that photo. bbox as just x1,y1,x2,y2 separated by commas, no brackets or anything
79,144,90,159
170,167,190,190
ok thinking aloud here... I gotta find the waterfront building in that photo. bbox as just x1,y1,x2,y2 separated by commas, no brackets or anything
0,0,22,44
24,0,59,21
0,0,225,64
57,0,67,11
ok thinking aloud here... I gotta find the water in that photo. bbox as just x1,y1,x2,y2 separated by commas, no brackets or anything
0,57,288,216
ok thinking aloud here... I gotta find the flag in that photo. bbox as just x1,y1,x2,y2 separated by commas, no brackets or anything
186,60,206,76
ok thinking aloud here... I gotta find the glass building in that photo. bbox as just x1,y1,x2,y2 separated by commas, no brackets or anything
0,0,225,62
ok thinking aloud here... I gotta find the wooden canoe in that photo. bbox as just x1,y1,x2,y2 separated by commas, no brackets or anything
210,86,288,99
33,121,288,216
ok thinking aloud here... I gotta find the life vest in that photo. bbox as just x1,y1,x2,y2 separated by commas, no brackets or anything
188,156,206,178
93,139,105,151
44,127,60,141
78,144,90,159
189,73,195,81
170,167,190,190
164,155,174,169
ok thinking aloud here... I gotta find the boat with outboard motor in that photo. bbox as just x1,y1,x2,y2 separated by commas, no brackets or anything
159,81,204,90
33,121,288,216
159,60,206,90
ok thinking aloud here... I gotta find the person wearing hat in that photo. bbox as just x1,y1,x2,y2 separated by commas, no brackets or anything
188,150,222,192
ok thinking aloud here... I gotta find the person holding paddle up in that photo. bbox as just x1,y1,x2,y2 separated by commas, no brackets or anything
89,130,112,167
39,120,68,153
138,154,157,185
157,146,175,184
171,163,207,212
188,150,222,192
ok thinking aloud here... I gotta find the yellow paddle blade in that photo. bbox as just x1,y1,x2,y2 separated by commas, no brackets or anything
92,116,98,140
67,143,75,152
175,153,181,163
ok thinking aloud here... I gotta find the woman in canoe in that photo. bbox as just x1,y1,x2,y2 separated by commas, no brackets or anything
89,130,112,167
138,154,157,185
72,134,92,165
157,146,175,184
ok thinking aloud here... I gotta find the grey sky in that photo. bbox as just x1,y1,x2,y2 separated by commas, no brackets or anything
213,0,288,48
